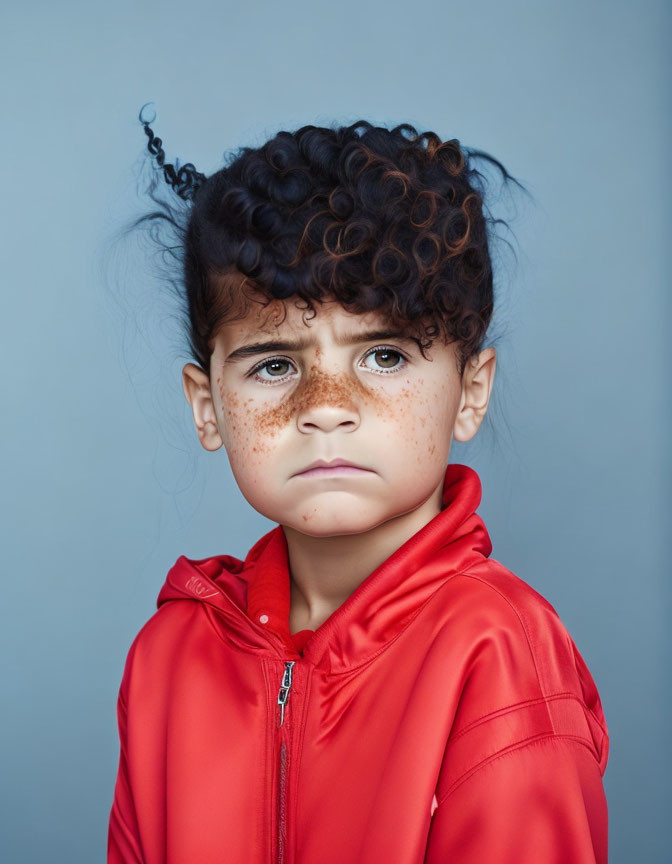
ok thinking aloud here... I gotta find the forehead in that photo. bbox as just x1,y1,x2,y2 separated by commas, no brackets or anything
215,296,397,354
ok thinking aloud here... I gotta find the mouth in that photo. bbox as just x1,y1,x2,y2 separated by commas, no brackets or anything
293,458,374,478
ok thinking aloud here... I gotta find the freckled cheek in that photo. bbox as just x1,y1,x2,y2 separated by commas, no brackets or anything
381,391,445,464
220,408,270,461
420,395,456,463
216,384,254,453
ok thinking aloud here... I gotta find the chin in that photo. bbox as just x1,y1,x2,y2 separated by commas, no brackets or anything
281,506,391,538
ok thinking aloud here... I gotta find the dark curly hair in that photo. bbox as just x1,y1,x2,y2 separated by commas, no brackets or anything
131,103,527,380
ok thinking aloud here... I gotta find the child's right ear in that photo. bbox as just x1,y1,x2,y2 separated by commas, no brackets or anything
181,363,224,452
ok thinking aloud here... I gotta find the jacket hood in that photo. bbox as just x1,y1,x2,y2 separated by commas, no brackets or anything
157,462,492,671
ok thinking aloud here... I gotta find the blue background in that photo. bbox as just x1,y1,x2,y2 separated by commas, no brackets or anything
1,1,669,861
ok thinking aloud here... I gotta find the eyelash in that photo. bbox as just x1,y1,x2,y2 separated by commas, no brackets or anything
247,345,409,385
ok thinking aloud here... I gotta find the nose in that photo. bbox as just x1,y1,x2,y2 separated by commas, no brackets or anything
297,402,360,435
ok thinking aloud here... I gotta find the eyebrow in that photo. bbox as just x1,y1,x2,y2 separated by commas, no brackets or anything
224,328,415,362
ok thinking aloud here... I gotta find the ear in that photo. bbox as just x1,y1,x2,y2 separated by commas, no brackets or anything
452,347,496,443
182,363,224,451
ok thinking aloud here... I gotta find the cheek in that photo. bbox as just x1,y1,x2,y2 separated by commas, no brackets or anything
215,381,276,472
384,381,451,465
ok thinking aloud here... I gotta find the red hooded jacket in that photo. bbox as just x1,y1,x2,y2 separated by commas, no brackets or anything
107,463,609,863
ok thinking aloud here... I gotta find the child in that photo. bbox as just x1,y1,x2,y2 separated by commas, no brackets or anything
107,106,610,863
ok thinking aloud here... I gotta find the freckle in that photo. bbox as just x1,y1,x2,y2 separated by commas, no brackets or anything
251,367,388,434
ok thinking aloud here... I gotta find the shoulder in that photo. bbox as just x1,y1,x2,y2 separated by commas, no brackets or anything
437,557,609,773
444,557,589,695
116,599,204,701
451,558,608,700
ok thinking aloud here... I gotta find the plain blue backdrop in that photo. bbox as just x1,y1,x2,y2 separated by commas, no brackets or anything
1,1,669,861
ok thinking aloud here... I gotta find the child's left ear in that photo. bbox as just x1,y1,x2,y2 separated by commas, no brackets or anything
452,348,496,443
181,363,224,452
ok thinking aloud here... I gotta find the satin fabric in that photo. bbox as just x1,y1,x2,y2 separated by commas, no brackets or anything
108,463,609,863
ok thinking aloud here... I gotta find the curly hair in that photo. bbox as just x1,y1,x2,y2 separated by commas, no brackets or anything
132,103,526,379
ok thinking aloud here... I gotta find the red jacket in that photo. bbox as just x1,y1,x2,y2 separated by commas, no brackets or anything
108,463,609,863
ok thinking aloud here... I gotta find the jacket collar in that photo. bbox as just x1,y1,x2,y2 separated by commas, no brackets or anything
157,462,492,672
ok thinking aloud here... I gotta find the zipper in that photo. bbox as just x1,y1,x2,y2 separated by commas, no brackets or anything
277,660,295,727
276,660,295,864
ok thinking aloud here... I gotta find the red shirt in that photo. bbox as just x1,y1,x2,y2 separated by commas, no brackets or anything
245,533,314,655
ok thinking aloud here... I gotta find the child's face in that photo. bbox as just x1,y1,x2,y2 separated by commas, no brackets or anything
183,295,494,537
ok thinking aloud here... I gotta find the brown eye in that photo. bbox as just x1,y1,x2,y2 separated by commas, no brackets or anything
374,350,399,368
361,347,406,374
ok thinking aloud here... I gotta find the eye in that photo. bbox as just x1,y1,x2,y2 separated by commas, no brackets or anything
249,356,297,384
360,346,407,374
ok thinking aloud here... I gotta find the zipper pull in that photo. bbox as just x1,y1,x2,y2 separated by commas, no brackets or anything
277,661,295,727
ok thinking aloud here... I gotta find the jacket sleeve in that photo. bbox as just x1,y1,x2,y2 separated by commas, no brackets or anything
424,732,608,863
107,673,144,862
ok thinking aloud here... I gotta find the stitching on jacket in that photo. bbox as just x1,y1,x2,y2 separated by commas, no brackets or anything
447,691,582,742
436,732,602,808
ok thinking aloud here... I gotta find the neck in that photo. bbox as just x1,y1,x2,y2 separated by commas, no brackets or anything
283,478,444,633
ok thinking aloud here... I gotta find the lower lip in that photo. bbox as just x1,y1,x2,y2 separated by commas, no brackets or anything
296,466,373,478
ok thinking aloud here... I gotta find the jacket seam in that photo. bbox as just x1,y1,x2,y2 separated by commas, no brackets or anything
435,732,602,808
447,691,584,742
